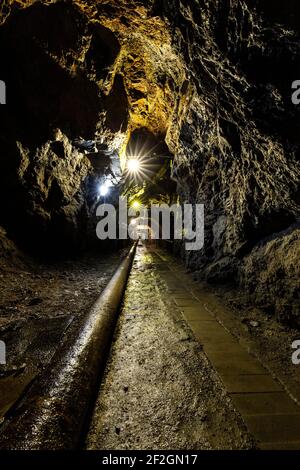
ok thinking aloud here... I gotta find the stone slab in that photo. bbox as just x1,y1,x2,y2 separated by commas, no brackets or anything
203,342,247,354
174,298,201,308
211,356,266,376
243,414,300,443
231,392,300,415
189,321,236,343
221,374,283,393
182,306,215,322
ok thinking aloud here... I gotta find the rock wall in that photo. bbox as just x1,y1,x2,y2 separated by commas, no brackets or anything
154,0,300,323
0,0,185,254
0,0,299,321
0,1,110,253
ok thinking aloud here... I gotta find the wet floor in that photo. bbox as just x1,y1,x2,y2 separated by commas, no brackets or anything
2,243,299,449
0,250,125,422
86,245,253,450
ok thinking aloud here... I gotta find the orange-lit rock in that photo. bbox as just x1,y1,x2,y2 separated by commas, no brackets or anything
0,0,299,322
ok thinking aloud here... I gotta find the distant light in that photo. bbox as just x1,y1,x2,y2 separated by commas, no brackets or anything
132,200,140,209
127,158,141,173
99,182,110,197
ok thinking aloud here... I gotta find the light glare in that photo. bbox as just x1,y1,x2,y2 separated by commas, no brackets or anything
132,201,140,209
127,159,140,173
99,183,110,197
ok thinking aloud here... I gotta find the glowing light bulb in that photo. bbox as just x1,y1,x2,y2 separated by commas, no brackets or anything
127,158,140,173
132,201,140,209
99,182,110,197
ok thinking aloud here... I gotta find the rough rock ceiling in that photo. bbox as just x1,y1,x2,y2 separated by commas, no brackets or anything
0,0,188,253
1,0,187,158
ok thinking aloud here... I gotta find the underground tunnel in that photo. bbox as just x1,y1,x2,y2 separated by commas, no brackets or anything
0,0,299,457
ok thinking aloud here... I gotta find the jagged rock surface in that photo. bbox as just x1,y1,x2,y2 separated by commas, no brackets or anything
154,0,300,323
0,0,185,253
0,0,299,321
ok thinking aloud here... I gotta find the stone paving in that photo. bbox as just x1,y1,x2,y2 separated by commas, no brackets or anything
153,247,300,450
86,245,253,450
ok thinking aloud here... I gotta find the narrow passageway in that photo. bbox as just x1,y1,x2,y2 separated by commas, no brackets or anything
86,244,253,450
0,241,299,450
0,0,299,457
86,244,300,450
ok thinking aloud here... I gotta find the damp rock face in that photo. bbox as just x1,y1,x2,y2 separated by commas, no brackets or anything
240,227,300,324
153,0,300,323
0,1,299,321
0,0,185,254
0,2,108,253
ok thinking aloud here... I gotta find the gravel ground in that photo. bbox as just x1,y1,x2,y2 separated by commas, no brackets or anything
86,246,254,450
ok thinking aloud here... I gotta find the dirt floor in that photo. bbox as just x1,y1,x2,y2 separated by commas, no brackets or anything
86,246,255,450
0,244,126,387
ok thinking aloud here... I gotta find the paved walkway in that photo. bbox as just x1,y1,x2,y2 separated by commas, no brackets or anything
153,247,300,450
86,245,253,449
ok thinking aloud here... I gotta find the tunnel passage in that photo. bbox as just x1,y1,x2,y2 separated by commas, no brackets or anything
0,0,300,455
0,0,182,256
127,128,173,160
0,0,298,325
124,127,176,206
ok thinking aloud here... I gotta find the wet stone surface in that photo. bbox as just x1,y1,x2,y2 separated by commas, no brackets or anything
0,249,126,420
86,246,254,450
